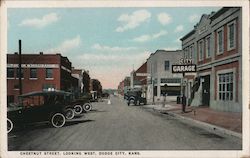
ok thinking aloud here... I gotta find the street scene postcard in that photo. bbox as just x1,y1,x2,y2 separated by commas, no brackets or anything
0,0,250,158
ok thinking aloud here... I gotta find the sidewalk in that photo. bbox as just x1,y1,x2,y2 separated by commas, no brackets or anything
143,102,242,138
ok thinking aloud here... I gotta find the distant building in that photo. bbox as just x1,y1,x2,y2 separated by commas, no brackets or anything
7,52,75,104
181,7,242,112
130,61,147,89
146,50,183,103
72,68,83,97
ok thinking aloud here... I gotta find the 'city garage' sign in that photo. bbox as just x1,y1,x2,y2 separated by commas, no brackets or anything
172,64,196,73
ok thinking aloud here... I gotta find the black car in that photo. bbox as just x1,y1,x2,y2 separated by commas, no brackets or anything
7,91,76,133
70,97,93,114
126,89,147,106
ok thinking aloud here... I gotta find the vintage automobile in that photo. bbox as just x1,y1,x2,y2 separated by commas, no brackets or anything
7,91,76,133
70,97,92,114
126,89,147,106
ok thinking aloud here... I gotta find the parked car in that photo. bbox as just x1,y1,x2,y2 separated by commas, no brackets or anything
126,89,147,106
70,97,93,114
7,91,76,133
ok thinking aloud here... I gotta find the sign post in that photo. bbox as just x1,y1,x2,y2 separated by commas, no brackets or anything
172,58,197,113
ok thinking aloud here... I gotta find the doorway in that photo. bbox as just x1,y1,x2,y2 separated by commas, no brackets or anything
201,75,210,106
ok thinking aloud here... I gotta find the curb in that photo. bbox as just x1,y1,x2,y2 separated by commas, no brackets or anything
141,106,242,139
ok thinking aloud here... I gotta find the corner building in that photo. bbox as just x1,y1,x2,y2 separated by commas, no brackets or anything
7,53,74,104
181,7,242,112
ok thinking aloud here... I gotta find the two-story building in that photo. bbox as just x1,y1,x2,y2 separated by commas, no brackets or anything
7,52,77,104
147,50,183,103
181,7,242,112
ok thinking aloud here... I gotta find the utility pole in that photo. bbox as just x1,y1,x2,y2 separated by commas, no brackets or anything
18,40,22,95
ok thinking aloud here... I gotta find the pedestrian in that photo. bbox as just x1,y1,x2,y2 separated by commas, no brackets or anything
107,95,111,105
182,94,186,113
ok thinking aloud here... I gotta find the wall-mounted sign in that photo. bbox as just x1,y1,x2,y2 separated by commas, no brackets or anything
179,58,193,64
7,64,59,68
136,73,148,77
172,64,197,73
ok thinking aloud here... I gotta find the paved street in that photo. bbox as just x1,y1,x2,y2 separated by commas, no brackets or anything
8,96,241,151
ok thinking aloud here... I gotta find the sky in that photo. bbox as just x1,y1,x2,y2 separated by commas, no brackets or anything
8,7,220,89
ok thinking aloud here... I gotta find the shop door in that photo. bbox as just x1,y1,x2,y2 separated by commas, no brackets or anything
202,75,210,106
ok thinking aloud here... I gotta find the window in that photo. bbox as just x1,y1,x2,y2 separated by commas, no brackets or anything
189,45,193,59
217,28,224,54
164,61,170,71
7,68,14,78
16,68,24,78
227,20,236,50
198,40,204,61
218,72,233,101
30,68,37,79
206,36,211,58
46,68,53,79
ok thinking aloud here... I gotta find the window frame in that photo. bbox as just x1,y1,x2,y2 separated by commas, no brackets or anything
227,20,236,51
216,27,224,55
198,40,204,61
217,68,236,102
7,68,15,79
16,68,24,79
164,60,170,71
29,68,38,80
45,68,53,80
205,36,211,58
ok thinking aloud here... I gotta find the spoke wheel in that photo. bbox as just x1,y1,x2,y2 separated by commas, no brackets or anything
83,103,92,112
65,109,75,120
74,105,83,115
51,113,66,128
7,118,13,133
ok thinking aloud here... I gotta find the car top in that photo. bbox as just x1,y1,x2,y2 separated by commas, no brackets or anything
19,90,72,98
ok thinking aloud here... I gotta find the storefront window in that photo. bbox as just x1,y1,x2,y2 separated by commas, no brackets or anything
218,72,233,101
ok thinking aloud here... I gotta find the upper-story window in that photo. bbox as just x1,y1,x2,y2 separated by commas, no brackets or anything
16,68,24,78
30,68,37,79
7,68,14,78
46,68,53,79
198,40,204,61
217,27,224,55
227,20,236,50
189,45,193,59
206,36,211,58
164,61,170,71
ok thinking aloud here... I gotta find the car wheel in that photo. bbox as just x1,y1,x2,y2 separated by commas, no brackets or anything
83,103,92,112
7,118,13,133
74,104,83,115
51,113,66,128
65,108,75,120
129,99,135,105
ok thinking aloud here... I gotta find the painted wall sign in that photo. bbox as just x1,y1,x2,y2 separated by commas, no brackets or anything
172,64,197,73
7,64,59,68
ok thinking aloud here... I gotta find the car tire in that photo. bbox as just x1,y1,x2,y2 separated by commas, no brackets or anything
83,103,92,112
7,118,13,133
129,99,135,105
74,104,83,115
51,113,66,128
65,108,75,120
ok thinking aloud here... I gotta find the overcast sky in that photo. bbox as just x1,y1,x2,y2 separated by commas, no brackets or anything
8,7,219,89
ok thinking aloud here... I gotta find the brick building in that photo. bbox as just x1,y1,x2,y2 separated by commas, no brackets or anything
7,52,77,104
130,61,147,89
181,7,242,112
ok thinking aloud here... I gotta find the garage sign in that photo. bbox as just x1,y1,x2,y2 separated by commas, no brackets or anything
172,64,196,73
